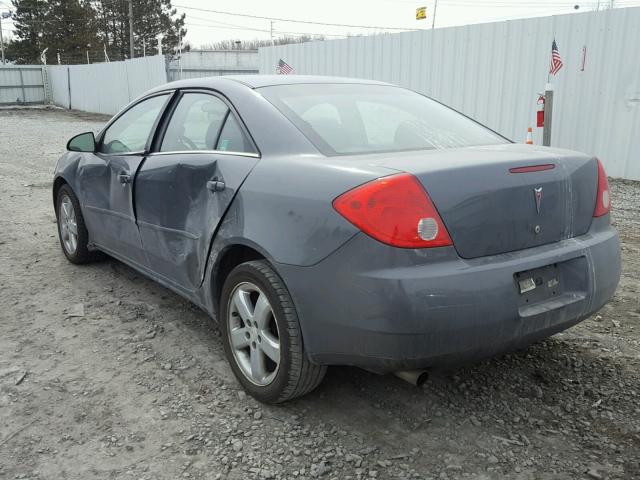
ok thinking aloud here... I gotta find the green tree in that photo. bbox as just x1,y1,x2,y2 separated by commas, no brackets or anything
6,0,49,63
47,0,102,63
133,0,186,57
8,0,101,64
91,0,186,61
7,0,186,64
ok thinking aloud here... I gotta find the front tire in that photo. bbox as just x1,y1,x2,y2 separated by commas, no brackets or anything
220,260,326,403
56,184,102,264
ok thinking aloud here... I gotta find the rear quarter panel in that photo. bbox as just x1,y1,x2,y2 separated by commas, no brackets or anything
208,155,394,267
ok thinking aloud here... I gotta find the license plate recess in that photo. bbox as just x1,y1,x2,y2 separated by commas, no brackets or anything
515,264,562,305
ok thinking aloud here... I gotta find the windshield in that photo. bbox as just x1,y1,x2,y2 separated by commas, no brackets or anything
259,83,508,156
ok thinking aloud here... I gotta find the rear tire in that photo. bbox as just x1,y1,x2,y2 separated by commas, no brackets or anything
56,184,103,264
220,260,326,403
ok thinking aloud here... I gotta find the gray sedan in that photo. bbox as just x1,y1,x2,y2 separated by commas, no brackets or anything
53,75,621,403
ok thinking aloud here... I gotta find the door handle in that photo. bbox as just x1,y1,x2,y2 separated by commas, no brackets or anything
118,173,132,184
206,179,226,193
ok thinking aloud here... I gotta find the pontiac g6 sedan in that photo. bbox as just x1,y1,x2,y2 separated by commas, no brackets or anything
53,76,621,403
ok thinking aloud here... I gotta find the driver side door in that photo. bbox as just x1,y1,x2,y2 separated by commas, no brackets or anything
78,93,172,267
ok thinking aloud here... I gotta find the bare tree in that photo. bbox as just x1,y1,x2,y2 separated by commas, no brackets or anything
200,35,325,51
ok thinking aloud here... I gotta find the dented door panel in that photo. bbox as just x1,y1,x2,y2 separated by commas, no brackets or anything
135,152,258,291
77,152,148,265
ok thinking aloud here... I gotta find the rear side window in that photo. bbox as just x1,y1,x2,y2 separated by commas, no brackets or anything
100,94,169,154
259,84,507,156
216,114,257,154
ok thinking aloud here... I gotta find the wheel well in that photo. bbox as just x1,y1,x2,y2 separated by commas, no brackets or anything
52,177,68,206
213,245,265,315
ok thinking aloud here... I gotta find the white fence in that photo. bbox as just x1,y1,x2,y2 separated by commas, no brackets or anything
168,50,259,81
260,8,640,181
48,55,167,115
0,65,46,105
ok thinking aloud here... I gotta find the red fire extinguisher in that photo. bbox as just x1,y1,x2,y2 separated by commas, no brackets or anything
537,95,545,128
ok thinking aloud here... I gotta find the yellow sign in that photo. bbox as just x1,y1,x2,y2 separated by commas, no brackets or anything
416,6,427,20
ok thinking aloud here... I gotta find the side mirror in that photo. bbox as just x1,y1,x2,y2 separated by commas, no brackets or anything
67,132,96,152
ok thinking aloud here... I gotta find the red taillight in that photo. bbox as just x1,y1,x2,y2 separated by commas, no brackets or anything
593,158,611,217
332,173,453,248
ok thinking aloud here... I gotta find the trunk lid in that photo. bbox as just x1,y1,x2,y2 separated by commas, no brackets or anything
364,144,598,258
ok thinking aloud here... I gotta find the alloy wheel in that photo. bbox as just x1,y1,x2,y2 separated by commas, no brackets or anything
227,282,281,386
59,195,78,255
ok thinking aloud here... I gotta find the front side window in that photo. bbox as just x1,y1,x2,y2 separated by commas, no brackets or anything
100,94,169,154
161,93,229,152
259,84,508,156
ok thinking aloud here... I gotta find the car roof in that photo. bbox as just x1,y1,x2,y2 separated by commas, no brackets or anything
225,75,391,88
157,75,391,92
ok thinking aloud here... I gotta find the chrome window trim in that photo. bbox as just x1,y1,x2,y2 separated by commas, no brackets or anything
97,150,146,158
147,149,260,159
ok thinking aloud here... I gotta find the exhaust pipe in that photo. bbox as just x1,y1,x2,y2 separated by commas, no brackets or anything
394,370,429,387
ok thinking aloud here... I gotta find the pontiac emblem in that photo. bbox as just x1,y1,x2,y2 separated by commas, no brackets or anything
533,187,543,214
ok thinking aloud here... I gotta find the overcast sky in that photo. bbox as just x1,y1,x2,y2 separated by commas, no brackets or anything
1,0,637,48
173,0,635,48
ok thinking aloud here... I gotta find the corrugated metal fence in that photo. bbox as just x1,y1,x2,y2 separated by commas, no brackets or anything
48,55,167,115
0,65,46,105
260,8,640,180
168,50,259,81
45,52,259,115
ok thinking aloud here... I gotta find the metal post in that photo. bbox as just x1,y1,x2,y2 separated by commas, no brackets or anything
86,50,90,64
128,0,134,59
18,68,25,103
0,15,5,65
543,83,554,147
42,65,50,104
67,66,71,109
431,0,438,29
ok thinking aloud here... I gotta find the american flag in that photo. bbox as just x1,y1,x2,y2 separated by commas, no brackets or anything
277,59,293,75
549,39,563,76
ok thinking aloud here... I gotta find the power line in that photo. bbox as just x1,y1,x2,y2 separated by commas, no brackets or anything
173,4,417,31
387,0,640,5
185,21,347,40
184,15,349,38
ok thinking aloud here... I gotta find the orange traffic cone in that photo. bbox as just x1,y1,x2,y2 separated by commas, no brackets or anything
525,127,533,145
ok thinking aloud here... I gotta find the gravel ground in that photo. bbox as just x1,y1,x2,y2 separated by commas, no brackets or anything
1,107,639,480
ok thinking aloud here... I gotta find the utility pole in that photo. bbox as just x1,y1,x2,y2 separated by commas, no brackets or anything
431,0,438,29
128,0,134,59
0,14,5,65
270,21,274,46
178,31,182,78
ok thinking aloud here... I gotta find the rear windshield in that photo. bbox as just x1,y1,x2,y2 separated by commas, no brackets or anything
259,84,508,156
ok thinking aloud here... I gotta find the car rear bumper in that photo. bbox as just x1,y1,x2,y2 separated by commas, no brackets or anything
275,217,621,371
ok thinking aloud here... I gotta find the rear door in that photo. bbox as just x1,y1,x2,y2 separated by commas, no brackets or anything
135,90,259,291
78,93,171,266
